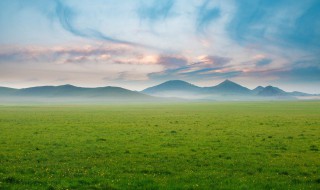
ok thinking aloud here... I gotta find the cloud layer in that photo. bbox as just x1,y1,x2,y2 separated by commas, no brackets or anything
0,0,319,93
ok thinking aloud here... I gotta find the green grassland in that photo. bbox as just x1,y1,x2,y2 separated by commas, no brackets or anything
0,101,319,189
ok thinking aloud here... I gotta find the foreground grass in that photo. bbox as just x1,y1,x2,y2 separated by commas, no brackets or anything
0,101,319,189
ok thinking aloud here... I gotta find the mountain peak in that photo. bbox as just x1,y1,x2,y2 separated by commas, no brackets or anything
221,79,232,83
162,80,191,85
254,86,264,89
217,79,241,87
142,80,201,95
209,79,251,94
60,84,75,87
264,85,283,91
252,86,265,94
258,86,287,96
152,80,197,87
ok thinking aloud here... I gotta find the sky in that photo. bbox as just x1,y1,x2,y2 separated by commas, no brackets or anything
0,0,319,93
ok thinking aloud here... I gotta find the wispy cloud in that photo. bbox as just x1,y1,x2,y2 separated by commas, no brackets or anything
196,0,221,33
148,54,238,82
137,0,175,22
197,55,231,66
278,66,320,83
54,0,137,46
256,58,272,66
0,45,131,64
0,0,319,92
227,0,320,51
157,55,188,69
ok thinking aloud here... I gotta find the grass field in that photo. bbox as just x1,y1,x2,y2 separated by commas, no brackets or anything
0,101,319,189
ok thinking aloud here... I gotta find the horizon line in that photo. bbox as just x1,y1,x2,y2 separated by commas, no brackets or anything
1,79,318,94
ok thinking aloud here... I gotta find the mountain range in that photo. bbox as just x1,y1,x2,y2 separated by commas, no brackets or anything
0,80,318,102
0,85,154,102
142,80,317,100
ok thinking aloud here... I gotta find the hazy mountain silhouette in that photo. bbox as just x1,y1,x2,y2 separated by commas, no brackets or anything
144,79,253,98
288,91,313,96
142,80,203,99
141,79,315,100
252,86,265,95
257,86,287,96
143,80,201,93
0,80,317,102
0,87,18,96
204,79,251,95
0,85,153,101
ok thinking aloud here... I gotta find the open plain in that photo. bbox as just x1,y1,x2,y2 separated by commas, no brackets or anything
0,101,319,189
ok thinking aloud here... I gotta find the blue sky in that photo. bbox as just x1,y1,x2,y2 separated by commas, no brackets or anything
0,0,319,93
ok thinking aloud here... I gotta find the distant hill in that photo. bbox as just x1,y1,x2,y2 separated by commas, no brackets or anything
257,86,288,96
143,79,254,99
289,91,313,96
0,80,317,102
252,86,265,95
0,85,154,101
141,80,316,100
0,87,18,96
204,80,251,95
142,80,203,99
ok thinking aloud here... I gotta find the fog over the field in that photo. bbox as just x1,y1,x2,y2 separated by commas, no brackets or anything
0,0,319,93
